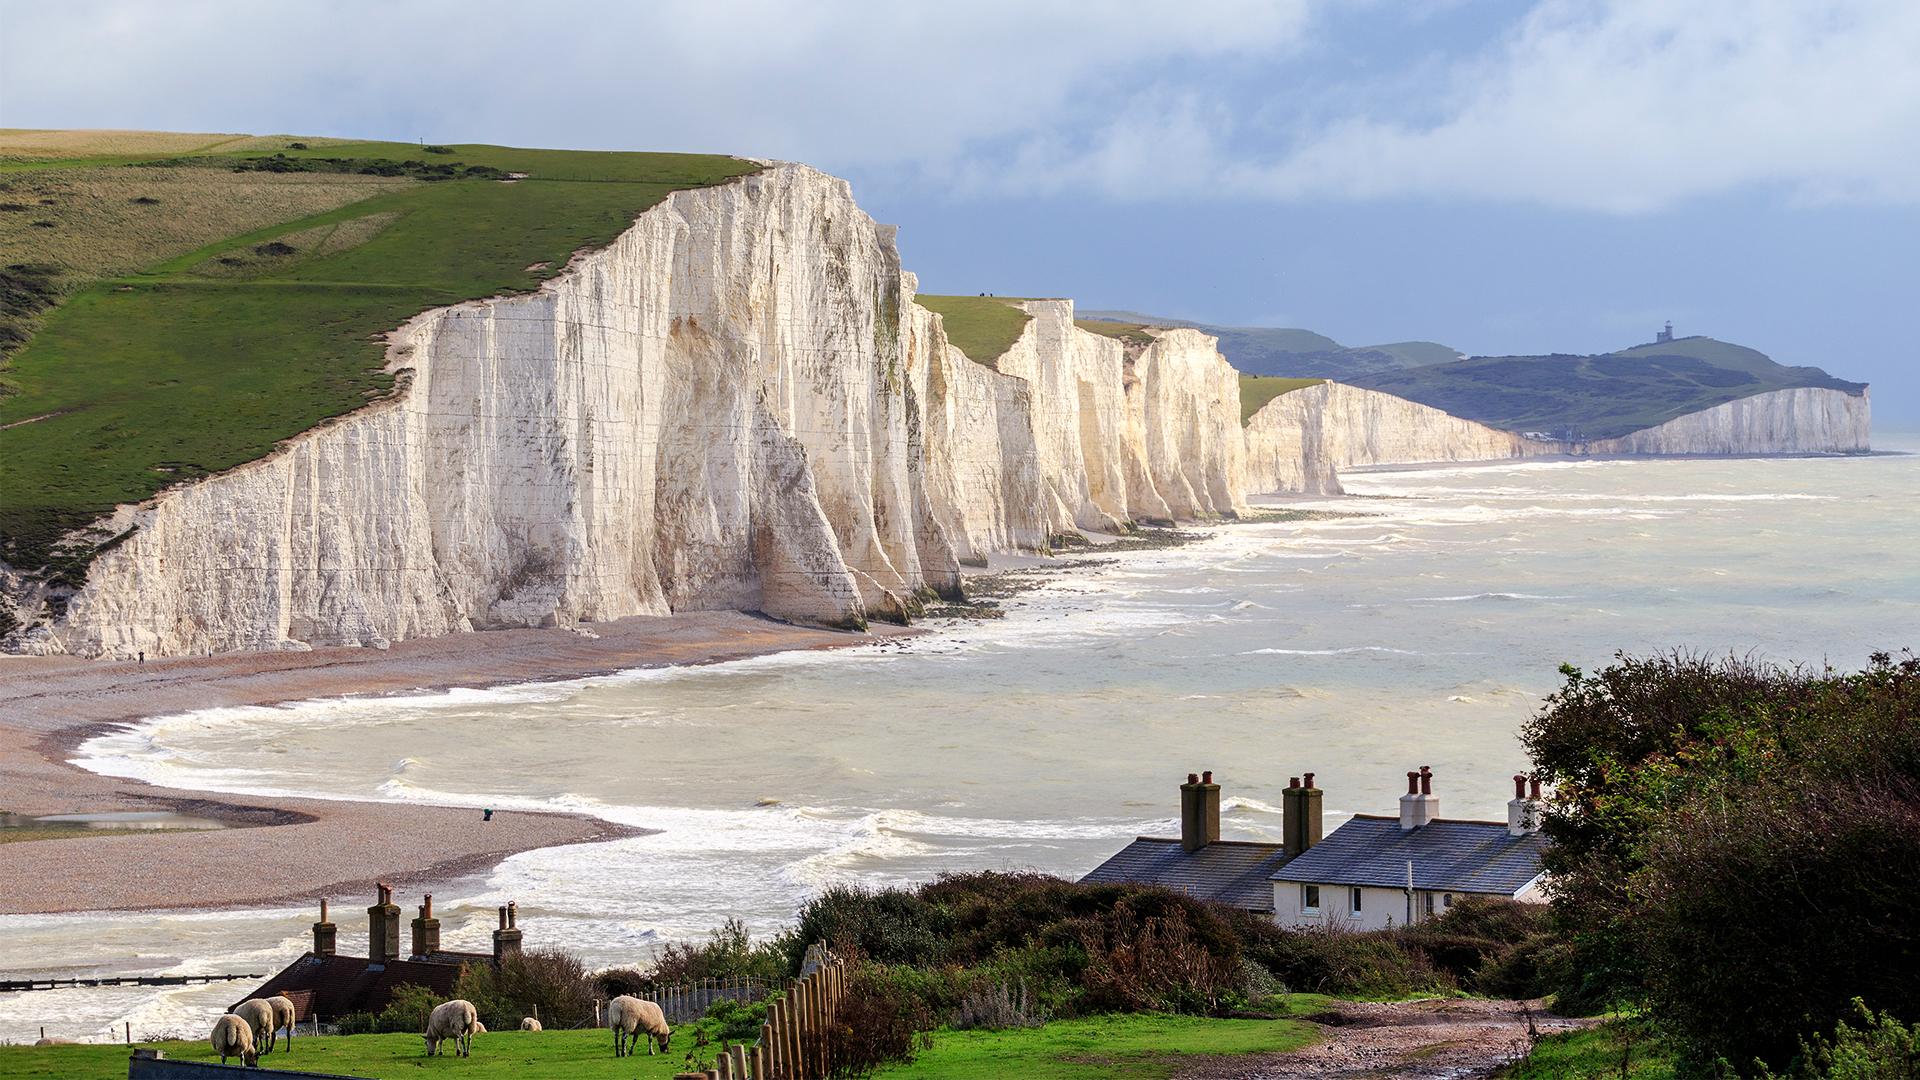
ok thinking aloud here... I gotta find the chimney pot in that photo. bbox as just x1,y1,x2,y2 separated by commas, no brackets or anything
1289,777,1300,789
1419,766,1432,796
1514,774,1527,800
1201,770,1212,784
1530,778,1542,800
1188,773,1199,784
1407,771,1419,795
1282,770,1323,857
319,900,327,922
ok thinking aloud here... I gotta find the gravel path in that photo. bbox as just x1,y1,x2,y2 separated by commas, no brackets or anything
1182,998,1597,1080
0,611,909,913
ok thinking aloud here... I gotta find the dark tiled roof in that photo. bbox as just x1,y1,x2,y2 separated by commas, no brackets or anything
237,954,468,1019
1269,815,1547,896
1079,838,1292,912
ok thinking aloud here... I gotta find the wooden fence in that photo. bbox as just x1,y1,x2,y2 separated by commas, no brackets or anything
734,949,847,1080
641,975,785,1024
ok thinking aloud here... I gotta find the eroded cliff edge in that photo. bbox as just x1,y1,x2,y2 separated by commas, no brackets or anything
18,164,1249,658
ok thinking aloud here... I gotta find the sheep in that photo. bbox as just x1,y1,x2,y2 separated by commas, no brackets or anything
211,1013,258,1066
423,998,478,1057
608,994,671,1057
520,1017,542,1031
32,1036,77,1045
232,998,276,1054
473,1021,488,1033
264,994,297,1053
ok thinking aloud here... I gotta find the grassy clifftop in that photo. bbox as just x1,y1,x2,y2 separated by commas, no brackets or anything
0,132,760,572
915,294,1033,367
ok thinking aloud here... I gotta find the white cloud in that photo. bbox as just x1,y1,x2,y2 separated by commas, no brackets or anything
3,0,1915,212
1235,0,1920,211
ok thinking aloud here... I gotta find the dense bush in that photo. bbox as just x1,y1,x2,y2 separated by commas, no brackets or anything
654,916,788,985
454,948,596,1025
826,965,935,1078
1524,650,1920,1069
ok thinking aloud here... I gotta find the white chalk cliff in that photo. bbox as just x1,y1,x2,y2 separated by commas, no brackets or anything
28,164,1250,658
1244,382,1871,494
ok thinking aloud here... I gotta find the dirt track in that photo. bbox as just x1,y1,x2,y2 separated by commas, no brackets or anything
1183,998,1596,1080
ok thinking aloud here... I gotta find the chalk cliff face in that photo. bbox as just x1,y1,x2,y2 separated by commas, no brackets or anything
28,165,1250,658
1582,387,1871,456
1243,382,1871,494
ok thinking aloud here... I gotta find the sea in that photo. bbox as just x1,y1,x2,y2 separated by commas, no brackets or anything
4,439,1917,1043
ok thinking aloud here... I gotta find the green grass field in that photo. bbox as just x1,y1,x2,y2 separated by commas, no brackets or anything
1074,318,1157,350
0,1010,1325,1080
0,137,761,569
1238,375,1324,423
914,294,1033,367
1495,1015,1680,1078
874,1007,1325,1080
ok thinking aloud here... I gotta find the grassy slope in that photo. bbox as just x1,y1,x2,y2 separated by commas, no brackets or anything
0,138,760,567
1345,337,1867,440
0,1011,1323,1080
875,1005,1326,1080
916,294,1033,367
1239,375,1325,424
1074,318,1156,349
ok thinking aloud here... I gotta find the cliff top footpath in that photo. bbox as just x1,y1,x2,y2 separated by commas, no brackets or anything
0,611,917,913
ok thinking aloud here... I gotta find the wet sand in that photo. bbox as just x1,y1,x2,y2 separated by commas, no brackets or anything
0,612,915,914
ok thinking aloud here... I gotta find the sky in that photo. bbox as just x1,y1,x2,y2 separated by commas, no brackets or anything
5,0,1917,422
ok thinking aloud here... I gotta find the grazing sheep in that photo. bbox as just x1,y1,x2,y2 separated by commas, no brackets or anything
33,1036,77,1045
264,995,297,1053
423,998,478,1057
211,1014,258,1066
608,995,671,1057
473,1021,487,1033
520,1017,542,1031
232,998,276,1054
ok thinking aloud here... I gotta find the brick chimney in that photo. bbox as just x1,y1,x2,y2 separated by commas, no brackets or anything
411,894,441,959
1508,775,1543,836
1282,772,1323,858
492,901,522,962
312,899,336,956
1180,771,1220,853
1399,766,1439,831
367,883,401,963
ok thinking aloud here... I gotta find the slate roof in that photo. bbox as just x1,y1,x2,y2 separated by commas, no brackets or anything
1269,815,1547,896
1079,838,1292,912
236,954,469,1020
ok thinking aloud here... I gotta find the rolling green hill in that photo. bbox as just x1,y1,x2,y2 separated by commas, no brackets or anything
1075,310,1460,379
1346,336,1867,440
0,132,760,573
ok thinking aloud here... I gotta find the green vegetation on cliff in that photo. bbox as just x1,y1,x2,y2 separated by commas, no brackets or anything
915,294,1033,367
1238,375,1324,424
0,133,760,572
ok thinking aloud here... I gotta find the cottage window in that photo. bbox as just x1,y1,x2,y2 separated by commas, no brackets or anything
1443,893,1453,908
1423,891,1435,916
1350,886,1363,914
1302,885,1320,912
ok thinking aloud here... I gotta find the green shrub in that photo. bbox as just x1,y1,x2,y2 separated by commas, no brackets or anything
654,916,788,985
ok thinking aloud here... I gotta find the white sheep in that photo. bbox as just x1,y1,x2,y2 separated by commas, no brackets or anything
264,994,297,1053
608,995,671,1057
520,1017,542,1031
231,998,276,1054
423,998,478,1057
32,1036,77,1046
211,1013,257,1066
473,1020,488,1033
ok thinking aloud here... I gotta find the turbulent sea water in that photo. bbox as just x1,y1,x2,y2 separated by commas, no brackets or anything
4,442,1918,1041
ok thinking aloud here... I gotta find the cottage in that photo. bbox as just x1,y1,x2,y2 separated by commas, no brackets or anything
235,885,526,1023
1270,769,1548,931
1080,768,1549,930
1079,771,1320,914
